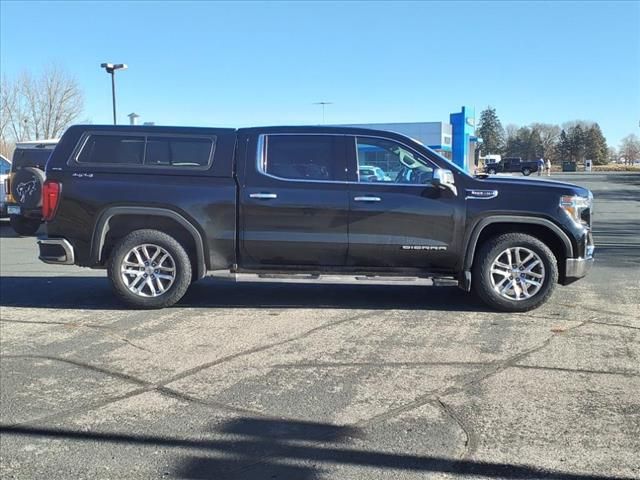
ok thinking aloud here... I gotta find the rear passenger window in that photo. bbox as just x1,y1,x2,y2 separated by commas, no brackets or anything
77,135,145,165
264,135,342,181
145,137,213,167
76,134,215,167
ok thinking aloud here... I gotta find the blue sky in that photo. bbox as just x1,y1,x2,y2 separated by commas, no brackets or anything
1,0,639,146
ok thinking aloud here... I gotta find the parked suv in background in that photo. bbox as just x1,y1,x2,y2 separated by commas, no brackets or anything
0,154,11,218
5,139,57,235
38,125,594,311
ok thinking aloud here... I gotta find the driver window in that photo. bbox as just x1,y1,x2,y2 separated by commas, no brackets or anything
355,137,433,185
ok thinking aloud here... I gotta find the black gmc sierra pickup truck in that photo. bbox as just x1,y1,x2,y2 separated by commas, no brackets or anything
485,157,540,176
37,125,594,311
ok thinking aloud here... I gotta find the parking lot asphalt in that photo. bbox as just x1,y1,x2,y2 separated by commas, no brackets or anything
0,172,639,480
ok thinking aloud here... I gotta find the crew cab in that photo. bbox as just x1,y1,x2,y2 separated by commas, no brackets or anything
38,125,594,311
485,156,539,176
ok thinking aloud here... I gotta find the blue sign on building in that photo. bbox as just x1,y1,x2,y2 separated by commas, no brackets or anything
341,106,480,172
450,106,479,172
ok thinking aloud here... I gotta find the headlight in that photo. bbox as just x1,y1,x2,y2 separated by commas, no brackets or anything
560,193,592,227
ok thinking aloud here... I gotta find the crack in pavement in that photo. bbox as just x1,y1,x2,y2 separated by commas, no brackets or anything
356,321,589,430
511,364,639,377
435,398,475,459
1,310,379,428
270,361,495,369
555,303,638,319
3,310,635,466
0,318,153,353
589,320,640,331
152,310,379,388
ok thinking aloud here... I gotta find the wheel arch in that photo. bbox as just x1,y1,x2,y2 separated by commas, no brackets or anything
462,216,573,290
91,206,207,280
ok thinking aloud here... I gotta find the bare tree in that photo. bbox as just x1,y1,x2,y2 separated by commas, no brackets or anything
619,134,640,165
0,65,84,151
504,124,519,142
531,123,561,161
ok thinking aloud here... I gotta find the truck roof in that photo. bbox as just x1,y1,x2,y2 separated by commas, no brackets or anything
64,124,423,139
15,139,59,148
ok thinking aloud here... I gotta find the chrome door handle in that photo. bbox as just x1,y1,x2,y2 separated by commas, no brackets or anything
354,196,381,202
249,193,278,199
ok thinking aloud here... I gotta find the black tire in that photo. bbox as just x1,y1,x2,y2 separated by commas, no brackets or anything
522,168,531,176
11,167,45,209
472,233,558,312
488,168,497,175
9,215,41,236
107,229,192,309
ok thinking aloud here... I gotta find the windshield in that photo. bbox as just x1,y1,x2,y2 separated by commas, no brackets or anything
394,133,473,178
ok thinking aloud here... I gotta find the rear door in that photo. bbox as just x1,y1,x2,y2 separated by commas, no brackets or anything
346,135,463,271
239,133,350,267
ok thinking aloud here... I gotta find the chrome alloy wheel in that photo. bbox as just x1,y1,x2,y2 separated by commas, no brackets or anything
490,247,545,301
120,244,176,297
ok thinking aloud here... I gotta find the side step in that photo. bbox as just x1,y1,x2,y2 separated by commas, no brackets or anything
208,271,458,287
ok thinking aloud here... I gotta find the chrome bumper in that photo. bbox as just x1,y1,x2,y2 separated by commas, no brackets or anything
38,237,75,265
564,244,594,284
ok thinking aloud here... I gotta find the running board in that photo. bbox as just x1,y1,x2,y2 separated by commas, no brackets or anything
207,271,458,287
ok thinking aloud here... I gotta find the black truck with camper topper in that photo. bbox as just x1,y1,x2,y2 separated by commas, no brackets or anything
38,125,594,311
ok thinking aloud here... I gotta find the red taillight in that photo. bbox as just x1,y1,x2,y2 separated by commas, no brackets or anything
42,180,61,221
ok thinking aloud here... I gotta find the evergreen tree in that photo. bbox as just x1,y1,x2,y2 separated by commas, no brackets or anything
477,106,505,155
584,123,608,165
555,130,571,162
569,125,586,162
504,127,543,160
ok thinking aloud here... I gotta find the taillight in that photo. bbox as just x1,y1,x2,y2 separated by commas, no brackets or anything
42,180,61,221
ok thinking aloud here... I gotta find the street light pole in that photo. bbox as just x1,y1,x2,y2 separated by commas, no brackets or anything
110,70,116,125
100,63,128,125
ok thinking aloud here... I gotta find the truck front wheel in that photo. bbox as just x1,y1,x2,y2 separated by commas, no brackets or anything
107,229,192,309
522,167,532,176
473,233,558,312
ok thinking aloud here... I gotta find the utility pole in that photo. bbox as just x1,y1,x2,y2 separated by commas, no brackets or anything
313,101,333,124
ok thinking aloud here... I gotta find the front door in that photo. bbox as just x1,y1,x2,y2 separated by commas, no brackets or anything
347,136,463,271
240,133,350,267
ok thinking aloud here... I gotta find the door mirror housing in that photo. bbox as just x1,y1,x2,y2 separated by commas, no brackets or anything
432,168,457,195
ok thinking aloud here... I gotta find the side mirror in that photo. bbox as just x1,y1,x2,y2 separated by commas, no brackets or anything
432,168,457,196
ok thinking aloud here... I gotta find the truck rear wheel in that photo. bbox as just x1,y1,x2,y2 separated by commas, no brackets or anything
522,167,532,176
107,229,192,309
488,168,497,175
473,233,558,312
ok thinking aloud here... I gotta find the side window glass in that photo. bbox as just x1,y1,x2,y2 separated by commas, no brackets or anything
77,135,145,164
145,137,213,167
264,135,341,181
356,137,434,185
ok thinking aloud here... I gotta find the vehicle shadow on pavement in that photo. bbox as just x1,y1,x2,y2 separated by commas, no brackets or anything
0,220,44,238
0,276,490,312
0,417,631,480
